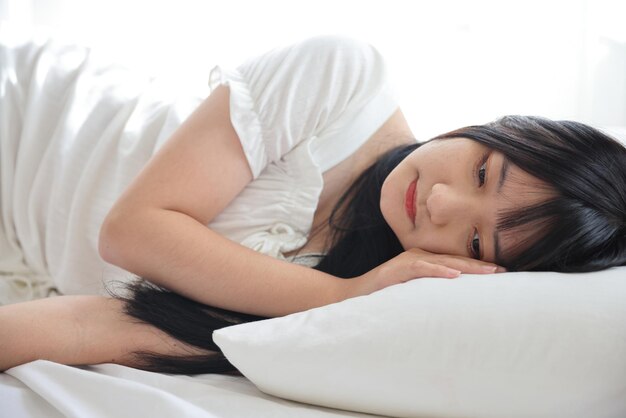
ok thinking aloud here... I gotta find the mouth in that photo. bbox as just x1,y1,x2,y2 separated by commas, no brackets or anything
405,178,418,225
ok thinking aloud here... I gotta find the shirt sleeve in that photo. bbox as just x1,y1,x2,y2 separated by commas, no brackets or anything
208,35,398,180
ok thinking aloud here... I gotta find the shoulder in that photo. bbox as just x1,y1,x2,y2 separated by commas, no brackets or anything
352,108,415,173
294,35,385,62
316,108,414,217
294,35,379,51
265,35,387,73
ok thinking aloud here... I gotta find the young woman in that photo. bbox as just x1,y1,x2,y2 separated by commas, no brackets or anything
1,35,625,375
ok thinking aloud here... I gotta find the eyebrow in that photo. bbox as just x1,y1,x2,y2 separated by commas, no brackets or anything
493,155,510,262
497,155,510,195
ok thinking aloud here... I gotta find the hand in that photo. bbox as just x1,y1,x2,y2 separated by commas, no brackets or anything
341,248,506,300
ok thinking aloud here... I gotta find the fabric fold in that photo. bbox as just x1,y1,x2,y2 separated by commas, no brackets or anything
209,65,267,180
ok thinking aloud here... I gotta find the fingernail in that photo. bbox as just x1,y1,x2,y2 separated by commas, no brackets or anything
448,269,461,277
496,266,507,273
481,266,497,273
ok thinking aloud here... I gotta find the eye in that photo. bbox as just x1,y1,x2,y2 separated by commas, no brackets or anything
469,229,480,259
476,152,489,187
478,163,486,186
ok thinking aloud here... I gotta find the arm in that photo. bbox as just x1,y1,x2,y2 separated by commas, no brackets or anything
99,85,348,318
0,296,203,371
0,254,502,372
99,36,401,317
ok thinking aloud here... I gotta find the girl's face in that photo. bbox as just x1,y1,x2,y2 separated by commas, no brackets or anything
380,137,551,264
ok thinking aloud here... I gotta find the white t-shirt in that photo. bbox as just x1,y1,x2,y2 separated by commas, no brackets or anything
0,35,398,303
207,35,398,263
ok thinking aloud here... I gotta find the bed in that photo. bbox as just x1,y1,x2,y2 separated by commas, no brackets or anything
1,30,625,418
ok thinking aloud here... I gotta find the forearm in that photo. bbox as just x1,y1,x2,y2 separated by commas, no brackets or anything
0,296,137,370
100,208,348,317
0,297,72,370
0,295,210,371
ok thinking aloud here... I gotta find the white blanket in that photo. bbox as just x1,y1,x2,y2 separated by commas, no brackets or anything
0,32,203,303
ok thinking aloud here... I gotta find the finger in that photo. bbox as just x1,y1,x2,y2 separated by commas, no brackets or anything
432,257,502,275
403,250,506,275
406,260,461,280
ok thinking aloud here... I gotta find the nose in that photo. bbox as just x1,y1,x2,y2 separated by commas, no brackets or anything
426,183,471,226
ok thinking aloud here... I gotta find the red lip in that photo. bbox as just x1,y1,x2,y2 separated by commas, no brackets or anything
405,178,417,225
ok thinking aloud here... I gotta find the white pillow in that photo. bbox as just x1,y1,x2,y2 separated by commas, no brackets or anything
214,268,626,418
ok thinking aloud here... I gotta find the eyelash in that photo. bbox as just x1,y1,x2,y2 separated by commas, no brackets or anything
469,152,490,259
476,152,489,187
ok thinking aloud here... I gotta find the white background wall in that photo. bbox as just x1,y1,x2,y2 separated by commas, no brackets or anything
1,0,625,139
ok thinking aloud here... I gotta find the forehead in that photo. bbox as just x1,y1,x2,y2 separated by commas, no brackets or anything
426,136,483,149
421,137,496,160
500,160,550,195
492,160,556,262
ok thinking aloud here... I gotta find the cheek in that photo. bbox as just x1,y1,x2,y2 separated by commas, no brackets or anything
379,173,400,228
405,226,459,256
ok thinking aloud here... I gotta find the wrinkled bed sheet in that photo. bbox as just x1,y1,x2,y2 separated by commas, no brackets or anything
0,360,383,418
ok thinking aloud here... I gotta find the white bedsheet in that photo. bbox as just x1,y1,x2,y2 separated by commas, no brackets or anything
0,361,382,418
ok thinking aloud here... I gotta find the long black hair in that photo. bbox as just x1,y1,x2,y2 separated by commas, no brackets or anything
440,116,626,271
113,115,626,375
